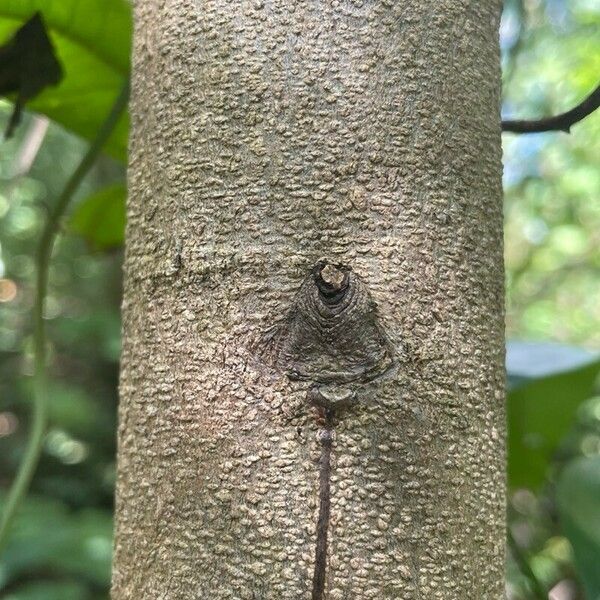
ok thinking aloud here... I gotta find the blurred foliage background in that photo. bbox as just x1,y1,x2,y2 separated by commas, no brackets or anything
0,1,599,599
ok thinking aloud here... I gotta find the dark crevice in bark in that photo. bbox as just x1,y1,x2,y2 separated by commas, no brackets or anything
312,408,334,600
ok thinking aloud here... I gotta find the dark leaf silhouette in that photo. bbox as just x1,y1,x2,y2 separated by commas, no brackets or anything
0,12,63,137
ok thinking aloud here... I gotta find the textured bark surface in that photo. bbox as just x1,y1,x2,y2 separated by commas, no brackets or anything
113,0,505,598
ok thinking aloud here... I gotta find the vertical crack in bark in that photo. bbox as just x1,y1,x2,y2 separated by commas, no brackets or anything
312,408,334,600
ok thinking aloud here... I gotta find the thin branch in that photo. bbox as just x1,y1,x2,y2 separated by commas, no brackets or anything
502,82,600,134
0,80,129,553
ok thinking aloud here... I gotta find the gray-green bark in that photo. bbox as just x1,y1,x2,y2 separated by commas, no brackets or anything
113,1,505,598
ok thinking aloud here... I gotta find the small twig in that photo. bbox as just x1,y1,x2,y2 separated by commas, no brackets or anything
0,80,130,553
502,82,600,134
312,407,333,600
307,386,357,599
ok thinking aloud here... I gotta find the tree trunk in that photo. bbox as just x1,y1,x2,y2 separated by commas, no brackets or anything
113,1,505,598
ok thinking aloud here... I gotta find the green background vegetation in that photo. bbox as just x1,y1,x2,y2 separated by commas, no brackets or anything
0,1,599,598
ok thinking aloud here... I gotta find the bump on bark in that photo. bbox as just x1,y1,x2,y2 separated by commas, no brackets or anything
259,260,394,385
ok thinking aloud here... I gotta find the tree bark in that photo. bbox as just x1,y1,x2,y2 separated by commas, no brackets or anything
113,1,505,598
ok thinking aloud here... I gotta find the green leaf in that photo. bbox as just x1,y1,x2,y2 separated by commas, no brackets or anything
0,495,113,589
0,1,132,161
45,383,103,435
0,497,112,588
1,581,89,600
69,183,126,249
557,456,600,599
506,341,600,490
507,340,600,390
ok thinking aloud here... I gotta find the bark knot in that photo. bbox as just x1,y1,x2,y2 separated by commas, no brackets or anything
260,260,393,384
